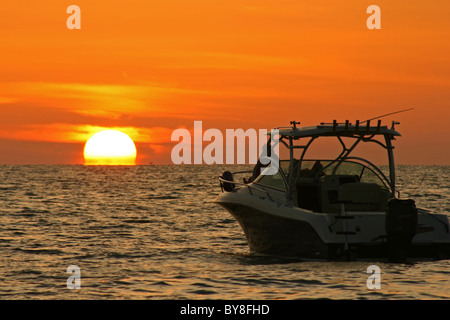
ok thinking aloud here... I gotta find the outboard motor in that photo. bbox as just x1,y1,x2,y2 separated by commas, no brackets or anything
385,198,418,262
220,171,235,192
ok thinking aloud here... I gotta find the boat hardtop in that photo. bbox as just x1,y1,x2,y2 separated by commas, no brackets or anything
276,120,401,139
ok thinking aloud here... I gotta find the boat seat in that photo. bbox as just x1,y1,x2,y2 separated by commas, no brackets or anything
321,175,359,210
338,182,388,211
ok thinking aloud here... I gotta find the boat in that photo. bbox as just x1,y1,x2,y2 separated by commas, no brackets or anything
215,120,450,262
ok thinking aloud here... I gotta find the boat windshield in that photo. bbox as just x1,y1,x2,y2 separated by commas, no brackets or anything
280,159,390,191
253,164,287,191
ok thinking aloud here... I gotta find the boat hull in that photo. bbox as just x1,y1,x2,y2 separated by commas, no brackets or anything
220,202,329,259
219,201,450,261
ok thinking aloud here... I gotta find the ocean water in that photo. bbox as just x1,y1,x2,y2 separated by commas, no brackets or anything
0,164,448,300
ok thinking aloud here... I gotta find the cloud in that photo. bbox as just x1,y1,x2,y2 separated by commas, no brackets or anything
0,123,175,144
0,97,18,104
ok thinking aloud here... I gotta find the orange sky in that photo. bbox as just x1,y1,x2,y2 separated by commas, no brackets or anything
0,1,449,165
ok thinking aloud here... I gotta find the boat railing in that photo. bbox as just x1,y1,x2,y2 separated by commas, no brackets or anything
218,172,277,203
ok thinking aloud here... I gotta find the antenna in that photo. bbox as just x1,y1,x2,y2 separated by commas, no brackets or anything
360,108,414,124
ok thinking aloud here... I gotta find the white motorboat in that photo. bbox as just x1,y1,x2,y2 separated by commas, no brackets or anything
215,120,450,262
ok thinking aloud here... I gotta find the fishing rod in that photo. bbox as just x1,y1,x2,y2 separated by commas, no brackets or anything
360,108,414,124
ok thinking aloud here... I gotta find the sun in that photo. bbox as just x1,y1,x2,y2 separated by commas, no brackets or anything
84,130,137,165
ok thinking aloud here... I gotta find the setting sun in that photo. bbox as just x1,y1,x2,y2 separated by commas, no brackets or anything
84,130,137,165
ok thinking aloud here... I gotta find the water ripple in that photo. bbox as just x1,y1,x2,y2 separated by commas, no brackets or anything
0,165,448,299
